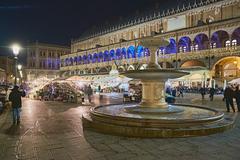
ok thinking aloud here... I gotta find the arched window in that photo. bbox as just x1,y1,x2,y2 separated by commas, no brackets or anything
225,40,231,47
232,39,237,47
127,46,136,58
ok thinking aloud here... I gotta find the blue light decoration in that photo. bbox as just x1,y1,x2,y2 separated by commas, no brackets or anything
104,50,109,62
194,33,209,50
78,56,82,64
164,38,177,54
211,30,229,48
74,56,78,65
70,57,74,65
88,54,92,64
136,46,144,58
116,48,122,60
65,58,69,66
127,46,136,58
93,53,98,63
98,52,103,62
83,55,88,64
121,48,127,59
109,49,115,61
144,48,150,57
178,36,191,52
232,27,240,45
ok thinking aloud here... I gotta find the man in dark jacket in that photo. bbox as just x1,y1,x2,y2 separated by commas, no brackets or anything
9,86,26,125
209,87,215,101
224,86,235,112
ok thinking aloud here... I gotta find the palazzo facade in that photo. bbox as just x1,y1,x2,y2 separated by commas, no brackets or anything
60,0,240,86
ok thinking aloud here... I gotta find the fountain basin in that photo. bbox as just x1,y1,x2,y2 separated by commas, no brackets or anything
82,103,234,138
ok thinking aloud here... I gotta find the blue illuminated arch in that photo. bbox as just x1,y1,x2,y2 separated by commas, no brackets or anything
194,33,209,50
78,56,82,64
232,27,240,45
178,36,191,52
98,52,103,62
211,30,229,48
88,54,92,64
121,48,127,59
104,50,109,61
127,46,135,58
144,48,150,57
74,56,78,64
65,58,69,66
116,48,122,60
93,53,98,63
165,38,177,54
109,49,115,60
136,46,144,58
83,55,88,64
69,57,74,65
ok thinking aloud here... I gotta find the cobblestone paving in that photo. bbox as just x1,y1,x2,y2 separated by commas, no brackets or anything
0,94,239,160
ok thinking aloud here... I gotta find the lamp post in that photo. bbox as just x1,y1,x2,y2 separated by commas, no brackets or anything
12,44,21,85
17,64,22,84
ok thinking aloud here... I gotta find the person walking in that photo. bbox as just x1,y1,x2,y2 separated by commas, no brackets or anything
199,87,205,100
86,85,93,103
9,86,26,125
224,86,235,112
209,87,215,101
235,85,240,112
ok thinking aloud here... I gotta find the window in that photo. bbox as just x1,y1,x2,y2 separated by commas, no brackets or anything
183,46,187,52
211,43,216,49
232,39,237,47
179,47,183,53
195,44,199,51
225,40,231,47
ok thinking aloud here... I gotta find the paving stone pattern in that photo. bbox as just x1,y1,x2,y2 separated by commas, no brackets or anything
0,94,239,160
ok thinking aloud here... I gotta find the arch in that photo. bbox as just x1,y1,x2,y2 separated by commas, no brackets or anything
231,27,240,46
211,30,229,48
127,65,135,71
78,56,82,65
116,48,122,60
164,38,177,54
180,60,206,68
88,54,92,64
83,55,88,64
121,48,127,59
109,49,115,61
98,52,103,62
104,50,109,62
74,56,78,65
93,53,98,63
136,46,144,58
118,66,125,72
127,46,136,58
69,57,74,65
144,48,150,57
65,58,69,66
99,67,108,73
212,56,240,79
193,33,209,50
178,36,191,52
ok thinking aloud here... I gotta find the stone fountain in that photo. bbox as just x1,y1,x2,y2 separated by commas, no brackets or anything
82,37,234,138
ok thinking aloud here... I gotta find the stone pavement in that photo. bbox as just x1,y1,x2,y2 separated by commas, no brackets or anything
0,94,240,160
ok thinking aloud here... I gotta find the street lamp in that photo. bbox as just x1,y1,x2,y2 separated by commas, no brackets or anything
12,44,21,85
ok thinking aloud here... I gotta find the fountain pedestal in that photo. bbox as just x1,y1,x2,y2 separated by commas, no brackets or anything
140,80,167,108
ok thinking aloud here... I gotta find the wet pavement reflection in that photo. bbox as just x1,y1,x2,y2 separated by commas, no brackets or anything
0,94,240,160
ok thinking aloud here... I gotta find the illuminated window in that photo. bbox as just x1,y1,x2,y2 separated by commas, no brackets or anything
195,44,199,51
225,40,231,47
232,39,237,46
211,43,216,49
183,46,187,52
179,47,183,53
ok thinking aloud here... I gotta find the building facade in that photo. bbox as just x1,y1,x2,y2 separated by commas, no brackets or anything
60,0,240,87
0,56,15,84
26,42,70,81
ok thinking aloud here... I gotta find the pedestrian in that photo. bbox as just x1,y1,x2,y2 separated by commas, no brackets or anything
235,85,240,112
199,87,205,100
209,87,215,101
86,85,93,103
223,86,235,112
9,86,26,125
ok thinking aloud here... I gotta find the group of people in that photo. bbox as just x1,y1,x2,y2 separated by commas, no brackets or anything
223,84,240,112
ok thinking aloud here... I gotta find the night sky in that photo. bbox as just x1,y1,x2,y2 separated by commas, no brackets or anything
0,0,194,57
